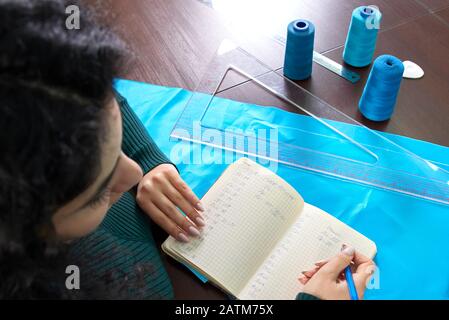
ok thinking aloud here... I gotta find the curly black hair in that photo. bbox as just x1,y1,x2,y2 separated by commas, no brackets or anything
0,0,126,298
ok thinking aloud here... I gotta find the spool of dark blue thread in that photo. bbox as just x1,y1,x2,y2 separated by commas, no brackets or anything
359,55,404,122
283,19,315,80
343,6,382,67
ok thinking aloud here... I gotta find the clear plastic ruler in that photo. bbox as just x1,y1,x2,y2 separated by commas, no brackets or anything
171,42,449,206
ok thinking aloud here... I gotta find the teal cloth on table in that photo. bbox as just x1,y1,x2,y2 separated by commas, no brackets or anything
114,79,449,300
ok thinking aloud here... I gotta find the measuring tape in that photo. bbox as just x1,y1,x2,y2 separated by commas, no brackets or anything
274,35,360,83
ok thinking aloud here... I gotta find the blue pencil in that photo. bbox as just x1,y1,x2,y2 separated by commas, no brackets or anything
345,265,359,300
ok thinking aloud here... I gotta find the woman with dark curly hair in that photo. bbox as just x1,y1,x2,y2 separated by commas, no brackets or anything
0,0,205,299
0,0,376,301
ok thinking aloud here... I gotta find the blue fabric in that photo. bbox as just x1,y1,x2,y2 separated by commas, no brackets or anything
114,79,449,300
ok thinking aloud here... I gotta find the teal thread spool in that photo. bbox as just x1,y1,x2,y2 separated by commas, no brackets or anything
283,19,315,80
359,55,404,121
343,6,382,67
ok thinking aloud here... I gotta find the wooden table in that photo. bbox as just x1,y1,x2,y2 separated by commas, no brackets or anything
84,0,449,299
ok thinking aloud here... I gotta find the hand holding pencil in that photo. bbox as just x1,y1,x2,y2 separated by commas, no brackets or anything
298,246,376,300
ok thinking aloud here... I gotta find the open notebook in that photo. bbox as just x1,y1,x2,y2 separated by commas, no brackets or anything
162,158,377,300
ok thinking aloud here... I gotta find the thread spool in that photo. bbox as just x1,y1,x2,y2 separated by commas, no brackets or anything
359,55,404,122
343,6,382,67
283,19,315,80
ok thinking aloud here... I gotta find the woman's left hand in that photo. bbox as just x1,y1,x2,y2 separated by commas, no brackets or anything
136,164,205,243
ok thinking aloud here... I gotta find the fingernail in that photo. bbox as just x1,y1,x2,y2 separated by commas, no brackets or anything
302,268,318,278
342,246,355,256
178,233,189,243
298,274,306,281
196,216,206,227
196,202,205,212
301,270,312,277
188,226,201,237
314,259,328,266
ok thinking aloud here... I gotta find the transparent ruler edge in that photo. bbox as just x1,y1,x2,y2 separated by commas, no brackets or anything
171,120,449,207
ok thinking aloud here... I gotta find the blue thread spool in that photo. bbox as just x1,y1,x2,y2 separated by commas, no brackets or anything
359,55,404,121
283,19,315,80
343,6,382,67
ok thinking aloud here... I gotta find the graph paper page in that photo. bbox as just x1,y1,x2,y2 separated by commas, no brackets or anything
163,158,304,296
239,203,377,300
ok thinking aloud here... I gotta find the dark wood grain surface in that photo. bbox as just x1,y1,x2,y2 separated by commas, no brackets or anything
84,0,449,299
85,0,228,90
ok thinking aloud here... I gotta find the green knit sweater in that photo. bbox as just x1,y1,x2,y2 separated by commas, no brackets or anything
296,293,320,300
69,93,174,299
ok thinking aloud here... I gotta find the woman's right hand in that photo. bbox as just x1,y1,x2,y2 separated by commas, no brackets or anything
298,247,376,300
